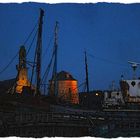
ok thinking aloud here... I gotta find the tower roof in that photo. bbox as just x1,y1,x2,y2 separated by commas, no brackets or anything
53,71,77,81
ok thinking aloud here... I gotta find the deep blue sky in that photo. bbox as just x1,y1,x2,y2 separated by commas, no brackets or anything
0,2,140,91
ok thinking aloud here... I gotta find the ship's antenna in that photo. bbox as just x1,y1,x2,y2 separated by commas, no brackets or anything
85,50,89,93
53,21,59,96
36,9,44,95
128,61,140,80
111,80,115,91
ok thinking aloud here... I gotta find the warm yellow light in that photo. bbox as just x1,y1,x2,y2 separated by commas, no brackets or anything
96,93,99,96
16,68,31,93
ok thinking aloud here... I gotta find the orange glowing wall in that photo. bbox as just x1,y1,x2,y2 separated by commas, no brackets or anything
16,68,30,93
50,80,79,104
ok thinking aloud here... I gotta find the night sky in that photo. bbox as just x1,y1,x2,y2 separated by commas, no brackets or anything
0,2,140,91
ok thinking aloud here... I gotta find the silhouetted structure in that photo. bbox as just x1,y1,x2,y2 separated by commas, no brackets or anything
79,91,104,110
49,71,79,104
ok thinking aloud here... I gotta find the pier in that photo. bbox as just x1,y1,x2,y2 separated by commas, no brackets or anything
0,105,140,137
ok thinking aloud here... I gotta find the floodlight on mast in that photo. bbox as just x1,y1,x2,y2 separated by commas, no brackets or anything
128,61,140,79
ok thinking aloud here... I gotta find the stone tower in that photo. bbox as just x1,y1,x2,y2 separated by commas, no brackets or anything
49,71,79,104
16,46,31,94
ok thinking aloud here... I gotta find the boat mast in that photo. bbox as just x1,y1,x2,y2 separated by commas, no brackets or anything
36,9,44,95
85,51,89,93
53,21,59,96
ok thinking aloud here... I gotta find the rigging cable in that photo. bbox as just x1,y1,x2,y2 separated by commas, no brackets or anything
0,20,38,76
7,28,38,93
26,29,38,56
40,32,57,94
30,45,37,86
42,33,54,58
41,30,58,85
87,52,128,68
41,46,55,85
23,21,38,46
0,51,18,75
40,33,54,87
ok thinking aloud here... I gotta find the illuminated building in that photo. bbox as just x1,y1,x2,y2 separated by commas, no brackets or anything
49,71,79,104
16,46,31,94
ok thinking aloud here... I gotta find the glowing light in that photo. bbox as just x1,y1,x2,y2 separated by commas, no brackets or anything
96,93,99,96
16,68,31,93
49,80,79,104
